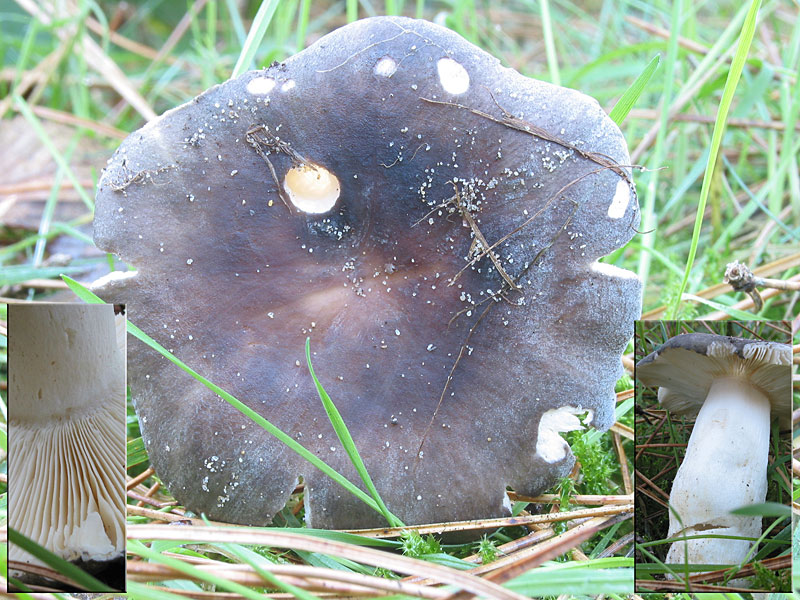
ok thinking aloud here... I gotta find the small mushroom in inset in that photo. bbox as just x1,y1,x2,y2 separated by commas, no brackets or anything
636,333,791,571
92,16,641,529
8,303,126,590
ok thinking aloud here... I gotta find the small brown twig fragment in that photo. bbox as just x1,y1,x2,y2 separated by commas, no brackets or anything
724,260,800,312
614,431,633,495
444,182,519,291
245,124,311,210
635,469,670,502
127,466,156,490
421,96,633,185
128,489,176,509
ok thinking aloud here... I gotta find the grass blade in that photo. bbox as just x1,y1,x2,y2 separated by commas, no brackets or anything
305,338,404,528
62,275,395,521
231,0,281,78
539,0,560,86
13,94,94,211
609,54,660,125
668,0,762,318
636,0,681,295
128,436,149,468
8,527,109,591
681,293,759,319
128,539,295,600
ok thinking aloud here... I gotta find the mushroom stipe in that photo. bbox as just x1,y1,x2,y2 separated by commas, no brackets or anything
92,16,641,530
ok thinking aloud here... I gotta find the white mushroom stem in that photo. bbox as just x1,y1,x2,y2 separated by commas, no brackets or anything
665,376,770,569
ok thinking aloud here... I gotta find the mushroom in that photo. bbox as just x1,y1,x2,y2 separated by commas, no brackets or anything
92,16,641,529
636,333,791,571
8,303,126,589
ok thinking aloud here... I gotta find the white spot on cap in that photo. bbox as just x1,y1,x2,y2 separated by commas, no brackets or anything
607,180,630,219
374,56,397,77
282,80,296,92
283,165,341,214
246,77,276,95
437,58,469,95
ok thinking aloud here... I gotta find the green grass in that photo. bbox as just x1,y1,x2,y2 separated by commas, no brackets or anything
1,0,798,597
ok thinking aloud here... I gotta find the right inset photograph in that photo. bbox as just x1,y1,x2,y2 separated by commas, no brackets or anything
633,320,792,593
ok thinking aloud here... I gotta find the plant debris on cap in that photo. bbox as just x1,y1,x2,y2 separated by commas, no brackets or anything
636,333,792,427
92,16,641,529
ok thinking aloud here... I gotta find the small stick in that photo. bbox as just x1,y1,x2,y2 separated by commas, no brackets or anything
724,260,800,312
127,466,156,490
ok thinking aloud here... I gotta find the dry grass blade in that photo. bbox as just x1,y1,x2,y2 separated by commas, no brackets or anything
680,554,792,584
126,504,233,526
625,15,709,54
7,559,86,590
636,579,773,592
85,17,165,62
135,588,390,599
128,560,448,599
30,104,128,139
346,503,633,537
457,529,556,567
0,44,67,120
0,178,96,195
443,514,628,600
16,0,157,121
613,432,633,494
400,512,631,592
506,492,632,505
128,524,528,600
610,422,634,440
627,108,800,131
638,545,791,591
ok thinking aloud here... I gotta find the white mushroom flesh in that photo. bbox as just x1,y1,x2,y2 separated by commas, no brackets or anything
536,406,586,463
283,164,341,214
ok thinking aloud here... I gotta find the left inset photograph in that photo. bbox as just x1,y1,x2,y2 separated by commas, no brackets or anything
7,302,126,592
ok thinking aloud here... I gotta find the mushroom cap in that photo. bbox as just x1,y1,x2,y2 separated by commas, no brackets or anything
636,333,792,428
8,303,126,573
92,16,641,529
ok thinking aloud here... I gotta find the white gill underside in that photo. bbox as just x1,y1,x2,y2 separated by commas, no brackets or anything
9,402,126,564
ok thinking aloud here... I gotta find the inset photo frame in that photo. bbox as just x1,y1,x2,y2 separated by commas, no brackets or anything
633,319,792,593
6,302,126,593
